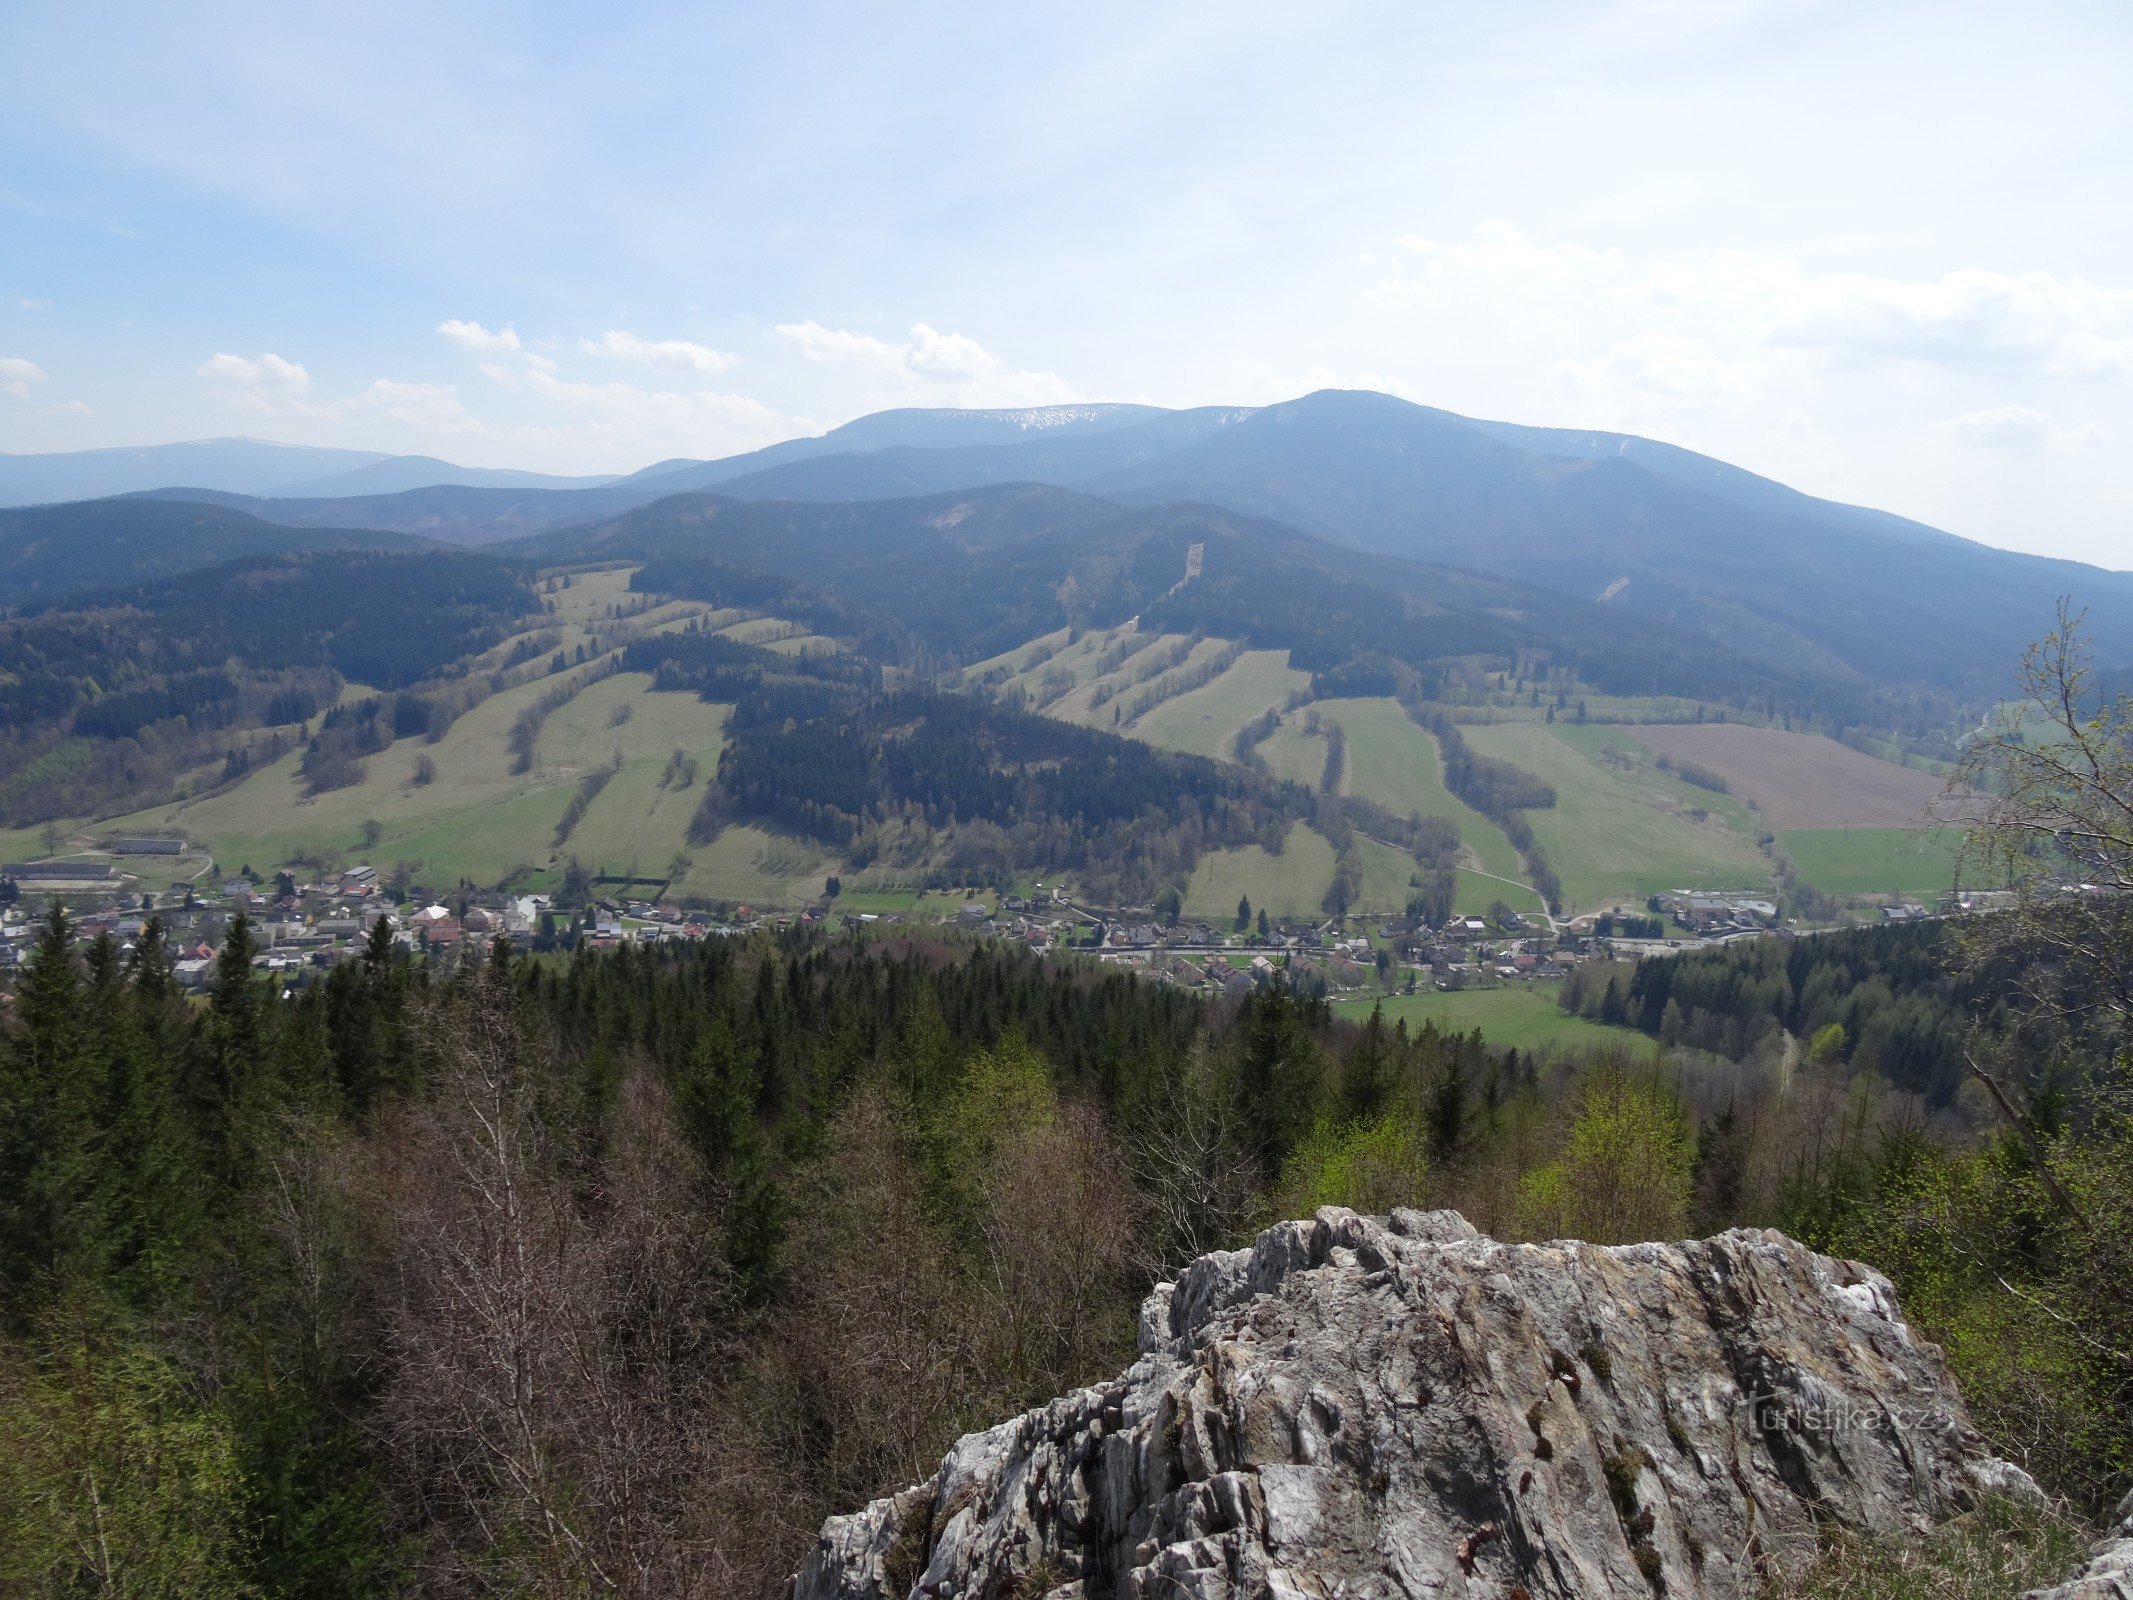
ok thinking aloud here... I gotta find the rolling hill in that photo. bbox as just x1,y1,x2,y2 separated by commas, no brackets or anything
620,390,2133,695
21,393,2131,703
0,498,427,607
0,438,615,506
4,391,2117,915
135,482,665,546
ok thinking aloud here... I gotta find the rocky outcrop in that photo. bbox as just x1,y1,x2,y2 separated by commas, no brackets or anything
792,1208,2037,1600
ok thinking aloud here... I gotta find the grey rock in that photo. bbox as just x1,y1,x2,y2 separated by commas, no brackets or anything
793,1208,2036,1600
2024,1489,2133,1600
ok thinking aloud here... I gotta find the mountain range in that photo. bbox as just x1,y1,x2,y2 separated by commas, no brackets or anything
6,390,2127,697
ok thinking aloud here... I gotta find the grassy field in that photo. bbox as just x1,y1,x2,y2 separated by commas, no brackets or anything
1182,822,1336,921
1313,698,1529,884
112,665,733,884
1125,649,1309,759
89,565,745,891
1778,827,1967,898
677,823,832,906
1463,722,1772,913
1329,983,1648,1054
1257,718,1330,791
1353,834,1419,915
1047,632,1201,724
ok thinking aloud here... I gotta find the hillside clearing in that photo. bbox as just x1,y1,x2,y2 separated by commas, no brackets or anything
1329,984,1647,1054
1123,648,1309,759
1312,698,1529,885
1182,822,1336,921
1463,721,1772,913
1778,827,1966,898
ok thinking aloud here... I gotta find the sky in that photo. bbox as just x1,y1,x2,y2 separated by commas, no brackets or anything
2,0,2130,564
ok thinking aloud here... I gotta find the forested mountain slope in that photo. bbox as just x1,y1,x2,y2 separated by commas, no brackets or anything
0,498,425,606
622,390,2133,693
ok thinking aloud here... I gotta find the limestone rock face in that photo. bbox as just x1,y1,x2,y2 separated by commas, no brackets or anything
792,1208,2033,1600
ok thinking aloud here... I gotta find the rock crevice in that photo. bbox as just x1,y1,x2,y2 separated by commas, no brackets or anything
793,1208,2035,1600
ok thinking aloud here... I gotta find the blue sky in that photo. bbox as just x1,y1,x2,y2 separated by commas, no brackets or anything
2,0,2130,563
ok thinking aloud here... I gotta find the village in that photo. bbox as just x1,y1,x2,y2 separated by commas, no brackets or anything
0,832,1983,1010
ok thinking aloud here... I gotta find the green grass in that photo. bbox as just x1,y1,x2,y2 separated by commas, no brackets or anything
830,888,934,916
1462,722,1773,914
1048,632,1199,723
1778,827,1966,898
1352,834,1418,914
1125,649,1309,759
1314,698,1530,884
108,660,731,889
1329,983,1647,1054
1257,718,1329,790
677,824,832,906
1452,868,1545,917
1183,822,1336,921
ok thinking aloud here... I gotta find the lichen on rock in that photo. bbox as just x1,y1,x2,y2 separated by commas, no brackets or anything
792,1207,2037,1600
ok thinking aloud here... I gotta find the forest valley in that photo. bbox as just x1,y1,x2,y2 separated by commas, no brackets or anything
1,615,2132,1599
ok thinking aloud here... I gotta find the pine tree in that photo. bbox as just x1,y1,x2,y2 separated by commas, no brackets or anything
0,903,88,1304
197,912,268,1175
1427,1053,1468,1158
1341,1002,1395,1124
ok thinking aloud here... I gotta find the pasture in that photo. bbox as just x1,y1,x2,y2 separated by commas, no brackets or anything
1778,827,1967,898
1125,648,1309,758
1182,821,1337,921
1312,698,1529,885
1329,983,1647,1054
1462,722,1772,913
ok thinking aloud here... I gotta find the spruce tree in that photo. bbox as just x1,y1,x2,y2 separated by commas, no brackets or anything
1341,1002,1395,1124
0,903,87,1304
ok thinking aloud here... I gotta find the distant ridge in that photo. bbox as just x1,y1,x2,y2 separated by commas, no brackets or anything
15,390,2132,687
0,438,617,507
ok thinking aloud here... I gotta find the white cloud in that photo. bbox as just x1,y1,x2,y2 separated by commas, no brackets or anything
1377,224,2133,383
0,356,46,397
348,377,478,434
1762,267,2133,377
773,320,1078,407
479,350,802,461
196,350,333,416
579,329,738,374
197,350,311,391
1937,404,2105,453
436,318,521,353
1554,330,1764,412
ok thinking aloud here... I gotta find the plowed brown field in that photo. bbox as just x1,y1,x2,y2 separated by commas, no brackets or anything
1630,724,1947,830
